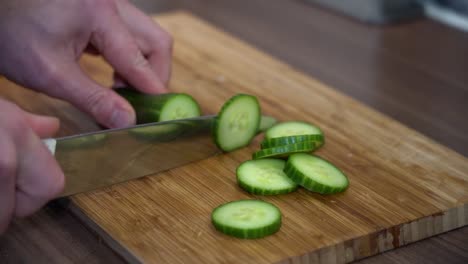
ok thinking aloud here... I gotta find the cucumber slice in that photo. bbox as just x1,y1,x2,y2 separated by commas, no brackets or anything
211,200,281,239
260,134,324,149
265,121,322,139
284,153,349,194
257,116,277,133
253,141,318,159
213,94,261,152
237,159,298,195
116,88,201,123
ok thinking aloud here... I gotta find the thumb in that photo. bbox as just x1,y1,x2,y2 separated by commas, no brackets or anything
41,61,136,128
23,112,60,138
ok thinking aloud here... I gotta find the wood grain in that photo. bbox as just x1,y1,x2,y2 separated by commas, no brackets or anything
132,0,468,157
70,12,467,263
0,201,125,264
1,11,467,264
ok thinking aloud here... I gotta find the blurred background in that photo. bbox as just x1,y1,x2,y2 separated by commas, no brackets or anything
130,0,468,30
127,0,468,158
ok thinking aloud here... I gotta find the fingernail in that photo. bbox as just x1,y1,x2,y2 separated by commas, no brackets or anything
109,107,135,128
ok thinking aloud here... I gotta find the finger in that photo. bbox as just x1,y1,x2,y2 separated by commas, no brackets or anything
90,3,166,94
0,134,16,233
40,59,136,128
116,1,173,86
112,72,129,89
14,131,64,217
23,112,60,138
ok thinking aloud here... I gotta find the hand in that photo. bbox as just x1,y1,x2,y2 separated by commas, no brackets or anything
0,0,173,128
0,98,64,233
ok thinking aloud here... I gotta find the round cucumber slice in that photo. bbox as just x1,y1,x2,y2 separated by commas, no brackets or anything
284,153,349,194
159,94,201,121
252,141,318,159
211,199,282,239
237,159,298,195
260,134,324,149
213,94,261,152
265,121,322,139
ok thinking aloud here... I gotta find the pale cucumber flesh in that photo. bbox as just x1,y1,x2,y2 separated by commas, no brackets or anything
211,199,282,239
265,121,322,139
214,94,261,152
237,159,297,195
284,153,349,194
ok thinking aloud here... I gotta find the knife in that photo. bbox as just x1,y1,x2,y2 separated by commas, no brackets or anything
43,115,219,197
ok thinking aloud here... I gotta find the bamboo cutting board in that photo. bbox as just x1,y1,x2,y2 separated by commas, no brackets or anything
1,11,468,264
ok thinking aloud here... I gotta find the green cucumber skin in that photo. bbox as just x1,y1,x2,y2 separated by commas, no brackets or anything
213,94,261,152
252,141,318,160
260,134,324,149
116,88,201,123
212,219,281,239
211,200,281,239
284,155,349,194
236,159,298,195
116,88,172,122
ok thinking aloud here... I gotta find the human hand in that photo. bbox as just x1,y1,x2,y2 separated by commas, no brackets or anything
0,0,173,128
0,98,64,233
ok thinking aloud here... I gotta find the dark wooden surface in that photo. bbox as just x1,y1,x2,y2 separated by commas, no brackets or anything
1,0,467,263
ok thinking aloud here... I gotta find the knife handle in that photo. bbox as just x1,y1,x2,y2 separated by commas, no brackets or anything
42,138,56,155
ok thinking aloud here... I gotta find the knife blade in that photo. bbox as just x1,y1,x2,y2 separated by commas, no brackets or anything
43,115,219,197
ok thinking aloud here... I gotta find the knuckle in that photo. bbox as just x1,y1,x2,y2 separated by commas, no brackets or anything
83,89,115,121
132,51,150,69
29,171,65,203
41,172,65,200
10,118,30,140
38,62,64,91
1,109,30,141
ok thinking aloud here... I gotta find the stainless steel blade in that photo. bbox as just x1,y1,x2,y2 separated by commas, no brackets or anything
54,116,218,197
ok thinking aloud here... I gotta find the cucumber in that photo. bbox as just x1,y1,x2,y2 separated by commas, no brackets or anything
237,159,298,195
260,134,324,149
258,116,277,133
265,121,322,139
252,141,318,159
213,94,261,152
284,153,349,194
211,200,281,239
116,88,201,123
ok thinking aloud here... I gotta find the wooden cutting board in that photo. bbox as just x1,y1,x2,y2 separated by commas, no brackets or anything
1,11,467,264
